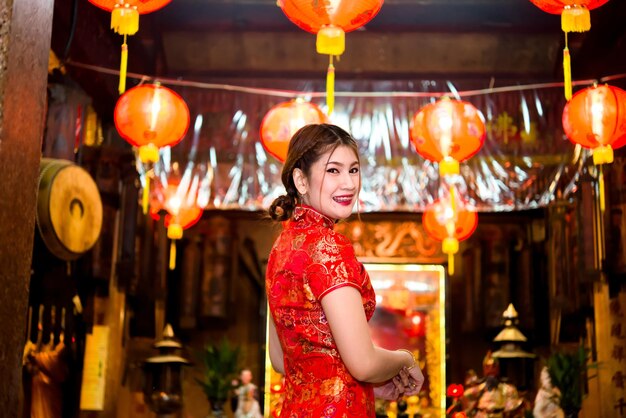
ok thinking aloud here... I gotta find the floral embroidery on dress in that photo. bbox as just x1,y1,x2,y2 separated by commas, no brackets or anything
266,205,377,418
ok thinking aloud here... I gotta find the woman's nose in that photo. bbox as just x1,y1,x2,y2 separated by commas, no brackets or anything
341,172,358,189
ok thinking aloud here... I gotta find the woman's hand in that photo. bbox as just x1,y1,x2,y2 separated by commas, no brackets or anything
373,375,405,400
374,367,421,400
402,365,425,396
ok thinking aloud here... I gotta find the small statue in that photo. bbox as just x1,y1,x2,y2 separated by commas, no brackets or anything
533,366,564,418
233,369,262,418
462,351,524,418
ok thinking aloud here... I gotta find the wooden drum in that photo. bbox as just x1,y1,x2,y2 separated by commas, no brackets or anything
36,158,103,260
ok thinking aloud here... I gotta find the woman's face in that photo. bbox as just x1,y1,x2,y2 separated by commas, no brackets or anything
297,145,360,221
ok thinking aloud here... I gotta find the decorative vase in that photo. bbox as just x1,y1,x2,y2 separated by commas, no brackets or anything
564,408,580,418
208,399,225,418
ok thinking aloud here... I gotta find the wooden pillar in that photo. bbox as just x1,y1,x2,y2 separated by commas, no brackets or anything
0,0,54,416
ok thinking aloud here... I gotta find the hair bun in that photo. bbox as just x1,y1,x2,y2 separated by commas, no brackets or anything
269,195,295,221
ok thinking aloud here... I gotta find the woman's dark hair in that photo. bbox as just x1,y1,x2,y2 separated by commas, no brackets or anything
268,123,359,221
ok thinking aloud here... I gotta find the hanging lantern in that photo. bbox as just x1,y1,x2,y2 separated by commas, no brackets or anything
151,183,203,270
528,0,609,100
88,0,171,94
260,99,328,162
410,97,485,177
423,187,478,275
277,0,384,115
562,83,626,210
114,83,190,214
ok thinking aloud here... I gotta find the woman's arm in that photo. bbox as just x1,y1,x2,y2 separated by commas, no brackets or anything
268,316,285,374
321,286,414,383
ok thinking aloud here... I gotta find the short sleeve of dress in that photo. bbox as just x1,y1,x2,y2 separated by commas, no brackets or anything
305,231,363,300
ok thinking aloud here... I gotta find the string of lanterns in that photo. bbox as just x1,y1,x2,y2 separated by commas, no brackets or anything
90,0,626,277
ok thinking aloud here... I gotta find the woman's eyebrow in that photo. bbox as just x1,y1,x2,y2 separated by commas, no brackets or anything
326,160,359,167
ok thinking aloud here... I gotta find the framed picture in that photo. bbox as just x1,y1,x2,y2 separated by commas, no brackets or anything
364,262,446,416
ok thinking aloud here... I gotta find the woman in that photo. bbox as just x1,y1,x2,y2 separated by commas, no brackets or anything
266,124,424,417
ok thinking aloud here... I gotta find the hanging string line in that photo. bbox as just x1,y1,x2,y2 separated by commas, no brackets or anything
66,60,626,99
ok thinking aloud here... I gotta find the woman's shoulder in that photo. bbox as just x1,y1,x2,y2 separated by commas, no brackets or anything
304,227,356,265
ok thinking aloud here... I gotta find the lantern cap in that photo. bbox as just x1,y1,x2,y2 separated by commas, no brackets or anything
145,323,190,365
442,237,459,254
168,224,183,240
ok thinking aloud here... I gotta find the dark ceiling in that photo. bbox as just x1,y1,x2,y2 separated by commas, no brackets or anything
50,0,626,118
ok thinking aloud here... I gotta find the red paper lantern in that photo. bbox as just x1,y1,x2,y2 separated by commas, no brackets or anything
423,188,478,275
410,97,485,177
563,84,626,165
115,83,189,214
151,182,203,270
277,0,384,114
88,0,171,94
528,0,609,99
260,100,328,162
115,84,190,162
562,84,626,211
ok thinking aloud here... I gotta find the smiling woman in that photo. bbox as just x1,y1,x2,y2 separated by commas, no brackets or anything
264,124,424,417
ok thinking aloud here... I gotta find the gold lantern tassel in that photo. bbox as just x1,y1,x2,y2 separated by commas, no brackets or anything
139,144,160,214
169,240,177,270
442,237,459,276
327,56,335,115
142,172,151,215
111,6,138,94
167,224,183,270
561,5,590,33
563,37,572,101
599,165,606,212
119,37,128,94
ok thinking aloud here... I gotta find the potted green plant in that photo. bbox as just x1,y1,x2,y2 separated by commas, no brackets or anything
546,346,590,418
196,338,240,417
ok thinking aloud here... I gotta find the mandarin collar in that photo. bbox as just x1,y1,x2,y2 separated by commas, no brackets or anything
292,205,335,229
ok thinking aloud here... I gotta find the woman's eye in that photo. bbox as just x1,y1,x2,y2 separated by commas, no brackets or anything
327,168,339,174
349,167,360,174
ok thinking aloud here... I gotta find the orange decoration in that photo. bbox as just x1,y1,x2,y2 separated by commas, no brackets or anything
277,0,384,114
563,84,626,162
423,187,478,275
562,84,626,211
528,0,609,99
151,182,202,270
115,83,189,214
114,84,190,156
528,0,608,30
88,0,171,94
410,97,485,177
277,0,384,34
151,206,203,231
260,99,328,162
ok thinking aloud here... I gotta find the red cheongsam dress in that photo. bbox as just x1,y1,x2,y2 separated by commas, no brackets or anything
266,205,377,418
